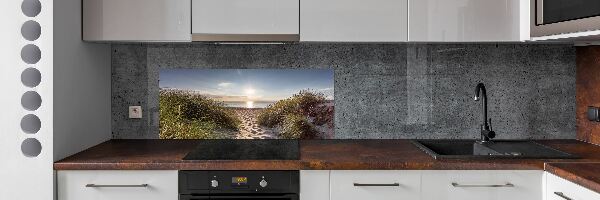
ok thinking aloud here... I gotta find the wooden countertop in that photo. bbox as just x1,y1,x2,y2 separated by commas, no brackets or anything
54,139,600,170
545,162,600,194
54,139,600,194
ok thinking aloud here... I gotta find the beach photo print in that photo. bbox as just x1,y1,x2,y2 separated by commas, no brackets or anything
159,69,334,139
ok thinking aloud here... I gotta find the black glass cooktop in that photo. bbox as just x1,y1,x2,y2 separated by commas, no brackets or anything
183,139,300,160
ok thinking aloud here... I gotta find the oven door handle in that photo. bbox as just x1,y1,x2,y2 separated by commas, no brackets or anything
180,194,298,200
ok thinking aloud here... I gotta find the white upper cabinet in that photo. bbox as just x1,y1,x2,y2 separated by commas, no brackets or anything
83,0,191,42
191,0,300,41
409,0,530,42
300,0,408,42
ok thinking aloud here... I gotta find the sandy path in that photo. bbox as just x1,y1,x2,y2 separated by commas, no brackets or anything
233,108,278,139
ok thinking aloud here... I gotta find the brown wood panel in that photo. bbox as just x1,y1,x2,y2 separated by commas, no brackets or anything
577,46,600,144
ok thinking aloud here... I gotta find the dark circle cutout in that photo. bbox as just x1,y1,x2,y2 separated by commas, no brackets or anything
21,68,41,87
21,91,42,111
21,20,41,41
21,138,42,157
21,0,41,17
21,114,41,134
21,44,41,64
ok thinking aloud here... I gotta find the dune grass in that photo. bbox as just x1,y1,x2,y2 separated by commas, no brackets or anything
159,90,240,139
257,90,333,139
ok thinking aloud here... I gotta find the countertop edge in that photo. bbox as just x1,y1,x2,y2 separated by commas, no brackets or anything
545,162,600,194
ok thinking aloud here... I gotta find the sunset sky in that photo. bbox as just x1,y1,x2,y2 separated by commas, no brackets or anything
159,69,334,102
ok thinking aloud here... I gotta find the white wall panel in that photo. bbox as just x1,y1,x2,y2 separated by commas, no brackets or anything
54,0,111,162
0,0,54,199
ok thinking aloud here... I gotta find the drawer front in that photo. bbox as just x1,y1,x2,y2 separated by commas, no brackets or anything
545,172,600,200
422,170,543,200
330,170,420,200
57,170,178,200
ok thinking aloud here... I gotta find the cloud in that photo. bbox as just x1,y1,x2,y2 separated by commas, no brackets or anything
319,87,334,91
218,82,233,87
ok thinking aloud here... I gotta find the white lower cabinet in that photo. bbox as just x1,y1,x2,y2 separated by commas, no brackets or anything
301,170,330,200
56,170,600,200
421,170,543,200
321,170,543,200
57,170,178,200
545,172,600,200
330,170,421,200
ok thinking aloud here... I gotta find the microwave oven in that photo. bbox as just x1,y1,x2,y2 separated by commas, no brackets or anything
532,0,600,37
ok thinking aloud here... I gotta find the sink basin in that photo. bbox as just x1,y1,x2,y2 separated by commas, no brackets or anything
412,140,578,160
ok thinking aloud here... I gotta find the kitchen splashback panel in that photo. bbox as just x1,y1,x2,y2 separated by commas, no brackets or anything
112,43,575,139
159,69,334,139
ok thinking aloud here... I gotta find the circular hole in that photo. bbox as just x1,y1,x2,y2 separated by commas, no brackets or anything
21,20,41,41
21,0,41,17
21,68,41,87
21,44,41,64
21,138,42,157
21,91,42,111
21,114,41,134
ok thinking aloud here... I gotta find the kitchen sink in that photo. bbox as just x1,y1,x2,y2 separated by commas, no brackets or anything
411,140,578,160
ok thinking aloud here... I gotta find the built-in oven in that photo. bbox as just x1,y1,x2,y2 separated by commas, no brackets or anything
532,0,600,37
179,171,299,200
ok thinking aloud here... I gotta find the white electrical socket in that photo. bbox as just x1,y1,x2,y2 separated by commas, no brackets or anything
129,106,142,119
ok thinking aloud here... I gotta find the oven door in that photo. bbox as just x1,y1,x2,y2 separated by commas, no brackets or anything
180,194,299,200
532,0,600,37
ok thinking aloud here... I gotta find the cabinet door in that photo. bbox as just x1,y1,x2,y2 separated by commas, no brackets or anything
300,171,330,200
421,170,543,200
545,172,600,200
409,0,528,42
191,0,299,40
301,0,408,42
330,170,420,200
57,170,178,200
83,0,191,41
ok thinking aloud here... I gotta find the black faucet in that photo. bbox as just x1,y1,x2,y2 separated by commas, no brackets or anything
474,83,495,142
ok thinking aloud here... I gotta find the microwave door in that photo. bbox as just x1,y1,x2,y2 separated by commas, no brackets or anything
538,0,600,25
532,0,600,37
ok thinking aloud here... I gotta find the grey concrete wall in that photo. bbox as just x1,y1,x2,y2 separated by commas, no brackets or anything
112,43,576,139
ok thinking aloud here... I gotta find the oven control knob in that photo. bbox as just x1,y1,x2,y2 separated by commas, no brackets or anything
211,180,219,188
259,179,268,188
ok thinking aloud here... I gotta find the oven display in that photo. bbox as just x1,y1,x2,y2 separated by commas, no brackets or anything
232,177,248,186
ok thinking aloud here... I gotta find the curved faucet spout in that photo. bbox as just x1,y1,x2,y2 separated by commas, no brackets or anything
474,83,494,142
474,83,487,126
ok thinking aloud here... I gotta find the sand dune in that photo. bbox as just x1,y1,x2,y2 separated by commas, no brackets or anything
232,108,278,139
